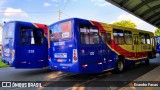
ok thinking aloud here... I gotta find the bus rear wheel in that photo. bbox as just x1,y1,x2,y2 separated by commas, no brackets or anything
115,59,124,73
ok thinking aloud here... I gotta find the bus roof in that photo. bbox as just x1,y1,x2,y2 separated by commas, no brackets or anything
108,24,153,33
49,18,154,35
5,21,48,34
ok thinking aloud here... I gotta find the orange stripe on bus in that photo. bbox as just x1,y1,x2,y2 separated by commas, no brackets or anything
32,23,39,28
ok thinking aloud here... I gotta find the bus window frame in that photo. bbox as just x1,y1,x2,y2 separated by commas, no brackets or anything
101,32,106,43
124,30,133,45
113,29,125,45
145,33,151,45
101,32,111,44
139,32,145,45
151,36,156,47
133,34,138,45
106,33,111,44
20,27,44,46
79,25,100,45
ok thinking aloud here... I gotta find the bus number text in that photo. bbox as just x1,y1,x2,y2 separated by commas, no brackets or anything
90,52,94,55
28,50,35,53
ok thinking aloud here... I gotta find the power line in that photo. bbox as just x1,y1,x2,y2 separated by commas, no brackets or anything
61,12,70,18
57,0,70,20
61,0,70,13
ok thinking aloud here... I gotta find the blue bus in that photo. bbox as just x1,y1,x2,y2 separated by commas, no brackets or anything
1,21,48,68
156,36,160,54
48,18,155,74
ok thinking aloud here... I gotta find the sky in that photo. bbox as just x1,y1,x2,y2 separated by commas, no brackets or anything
0,0,157,43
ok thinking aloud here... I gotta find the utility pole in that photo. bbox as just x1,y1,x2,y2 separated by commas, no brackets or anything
58,10,61,21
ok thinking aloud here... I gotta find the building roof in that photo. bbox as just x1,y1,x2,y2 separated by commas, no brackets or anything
106,0,160,28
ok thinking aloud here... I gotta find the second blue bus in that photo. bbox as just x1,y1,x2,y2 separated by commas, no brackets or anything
2,21,48,68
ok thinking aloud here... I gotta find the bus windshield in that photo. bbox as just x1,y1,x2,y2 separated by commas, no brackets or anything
20,28,44,45
3,23,15,45
50,20,72,41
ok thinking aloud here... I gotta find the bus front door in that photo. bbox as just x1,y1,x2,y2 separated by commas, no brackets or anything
79,26,102,73
133,34,138,60
101,32,114,71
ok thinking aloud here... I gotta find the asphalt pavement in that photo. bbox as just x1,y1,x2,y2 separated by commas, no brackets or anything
0,54,160,90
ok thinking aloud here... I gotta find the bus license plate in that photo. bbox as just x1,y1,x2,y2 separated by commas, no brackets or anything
54,53,67,58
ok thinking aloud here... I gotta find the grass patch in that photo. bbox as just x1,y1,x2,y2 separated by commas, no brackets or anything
0,59,9,68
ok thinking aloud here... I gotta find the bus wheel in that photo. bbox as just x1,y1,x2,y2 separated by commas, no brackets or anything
145,56,150,65
115,59,124,73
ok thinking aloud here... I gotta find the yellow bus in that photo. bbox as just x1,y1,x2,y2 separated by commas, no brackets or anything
91,21,156,72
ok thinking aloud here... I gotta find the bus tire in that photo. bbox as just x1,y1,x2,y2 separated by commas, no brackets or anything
115,58,124,73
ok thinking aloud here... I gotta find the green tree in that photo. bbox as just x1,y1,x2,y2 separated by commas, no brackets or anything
113,20,137,29
155,28,160,36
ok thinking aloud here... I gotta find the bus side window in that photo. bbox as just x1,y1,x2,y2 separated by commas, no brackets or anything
89,26,99,44
106,33,111,44
34,29,44,45
80,25,90,44
139,33,145,44
101,32,111,44
20,28,44,45
21,30,26,44
101,32,106,43
21,29,32,45
124,30,132,45
145,34,150,44
133,36,138,45
80,25,99,44
113,29,124,45
151,37,155,47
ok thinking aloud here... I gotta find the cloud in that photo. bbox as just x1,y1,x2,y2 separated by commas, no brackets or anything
55,5,59,7
112,13,157,32
1,18,10,22
44,3,51,7
117,13,144,25
4,7,28,17
91,0,111,7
